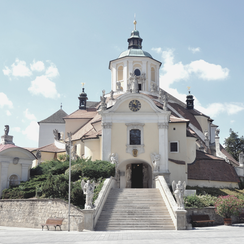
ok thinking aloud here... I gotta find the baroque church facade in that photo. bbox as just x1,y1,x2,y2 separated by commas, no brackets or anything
35,21,242,189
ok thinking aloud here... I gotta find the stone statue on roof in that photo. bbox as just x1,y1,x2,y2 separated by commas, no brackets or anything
129,73,139,93
110,90,114,100
100,90,107,110
4,125,9,136
53,129,59,140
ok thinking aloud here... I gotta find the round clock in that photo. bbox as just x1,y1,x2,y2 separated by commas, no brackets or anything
129,100,141,112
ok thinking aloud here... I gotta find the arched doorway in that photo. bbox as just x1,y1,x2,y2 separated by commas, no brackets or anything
117,159,152,188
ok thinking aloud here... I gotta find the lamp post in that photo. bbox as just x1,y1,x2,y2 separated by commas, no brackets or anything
67,132,72,232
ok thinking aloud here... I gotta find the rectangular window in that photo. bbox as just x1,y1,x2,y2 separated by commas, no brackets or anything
170,142,178,152
130,129,141,145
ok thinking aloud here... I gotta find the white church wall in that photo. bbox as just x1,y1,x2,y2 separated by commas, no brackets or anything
168,123,187,163
186,137,196,164
84,139,100,161
76,141,84,158
39,123,65,148
187,179,239,188
168,161,186,184
194,115,209,135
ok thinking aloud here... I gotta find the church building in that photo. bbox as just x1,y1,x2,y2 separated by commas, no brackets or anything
36,21,242,189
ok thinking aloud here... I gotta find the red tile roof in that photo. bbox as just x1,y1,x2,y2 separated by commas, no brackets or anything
188,150,239,182
0,144,17,152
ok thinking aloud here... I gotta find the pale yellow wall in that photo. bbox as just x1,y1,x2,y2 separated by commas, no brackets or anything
76,141,84,158
8,163,22,179
169,161,186,184
84,139,101,161
64,118,90,138
186,137,196,164
116,98,155,113
168,123,187,162
195,115,209,134
40,152,55,162
111,123,158,164
188,179,239,188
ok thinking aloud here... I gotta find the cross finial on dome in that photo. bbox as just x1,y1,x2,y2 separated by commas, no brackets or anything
133,14,137,30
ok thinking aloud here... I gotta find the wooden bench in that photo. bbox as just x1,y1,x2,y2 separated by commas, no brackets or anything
41,217,64,231
191,215,214,227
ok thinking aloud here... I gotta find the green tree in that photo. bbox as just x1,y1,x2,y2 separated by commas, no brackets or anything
224,129,244,161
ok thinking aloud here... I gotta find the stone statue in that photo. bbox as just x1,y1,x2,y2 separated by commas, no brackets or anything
158,89,163,102
36,150,41,165
150,82,157,92
126,165,132,188
4,125,9,136
215,128,220,137
116,81,121,91
100,90,107,110
204,131,209,141
110,90,114,100
53,129,59,140
151,153,160,172
143,165,148,188
129,73,139,93
163,92,169,111
172,180,186,210
81,180,95,209
109,153,118,165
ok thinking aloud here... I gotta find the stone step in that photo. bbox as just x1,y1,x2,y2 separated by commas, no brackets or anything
95,188,174,231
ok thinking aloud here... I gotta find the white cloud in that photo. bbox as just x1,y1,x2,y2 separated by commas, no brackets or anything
230,120,235,124
45,62,59,78
188,60,229,80
3,66,11,76
24,109,36,120
0,92,13,108
188,47,200,53
159,49,229,88
28,75,60,99
155,48,242,119
3,59,32,78
12,127,21,132
6,110,11,116
194,102,244,118
30,60,45,72
22,121,38,142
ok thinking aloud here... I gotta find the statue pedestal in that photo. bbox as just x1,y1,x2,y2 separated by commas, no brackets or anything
1,135,14,145
175,209,187,230
81,209,95,231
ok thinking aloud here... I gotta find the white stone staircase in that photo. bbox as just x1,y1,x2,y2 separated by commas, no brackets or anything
95,188,175,231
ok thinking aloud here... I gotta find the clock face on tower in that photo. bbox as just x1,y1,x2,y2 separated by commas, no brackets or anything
129,100,141,112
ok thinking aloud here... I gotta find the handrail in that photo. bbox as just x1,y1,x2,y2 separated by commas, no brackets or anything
93,177,115,227
155,176,177,228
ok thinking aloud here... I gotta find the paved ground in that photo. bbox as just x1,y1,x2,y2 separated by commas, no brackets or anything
0,224,244,244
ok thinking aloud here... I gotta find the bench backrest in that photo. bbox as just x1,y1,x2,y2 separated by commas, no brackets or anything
192,215,210,221
46,218,64,225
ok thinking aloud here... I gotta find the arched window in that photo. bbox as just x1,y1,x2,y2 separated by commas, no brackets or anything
130,129,141,145
118,66,123,81
151,67,155,82
9,175,19,186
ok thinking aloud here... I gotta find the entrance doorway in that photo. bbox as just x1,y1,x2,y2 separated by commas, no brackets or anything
131,163,143,188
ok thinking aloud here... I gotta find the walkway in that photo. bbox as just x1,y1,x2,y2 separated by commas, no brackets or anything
0,224,244,244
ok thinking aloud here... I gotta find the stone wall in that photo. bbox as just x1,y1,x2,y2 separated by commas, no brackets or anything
0,198,83,231
186,207,239,225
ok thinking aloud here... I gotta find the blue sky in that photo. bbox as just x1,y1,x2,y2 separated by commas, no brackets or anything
1,0,244,148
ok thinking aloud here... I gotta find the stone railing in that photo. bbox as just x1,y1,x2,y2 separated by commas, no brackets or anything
155,176,187,230
81,176,115,230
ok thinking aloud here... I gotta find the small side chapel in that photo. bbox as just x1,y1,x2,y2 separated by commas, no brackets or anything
36,21,241,189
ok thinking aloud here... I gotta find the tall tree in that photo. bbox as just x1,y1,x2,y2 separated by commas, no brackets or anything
224,129,244,161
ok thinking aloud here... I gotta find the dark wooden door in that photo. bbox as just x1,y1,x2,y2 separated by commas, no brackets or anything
132,163,143,188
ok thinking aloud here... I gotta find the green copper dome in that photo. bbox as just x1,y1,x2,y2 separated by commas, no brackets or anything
118,49,153,58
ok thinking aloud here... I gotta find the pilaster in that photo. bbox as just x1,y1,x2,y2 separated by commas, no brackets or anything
0,162,9,197
101,122,112,161
158,122,169,173
21,162,30,181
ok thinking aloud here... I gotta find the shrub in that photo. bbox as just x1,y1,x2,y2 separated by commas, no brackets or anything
215,195,244,218
184,195,205,208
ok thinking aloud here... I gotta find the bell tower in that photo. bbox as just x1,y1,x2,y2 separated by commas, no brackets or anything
78,84,87,110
